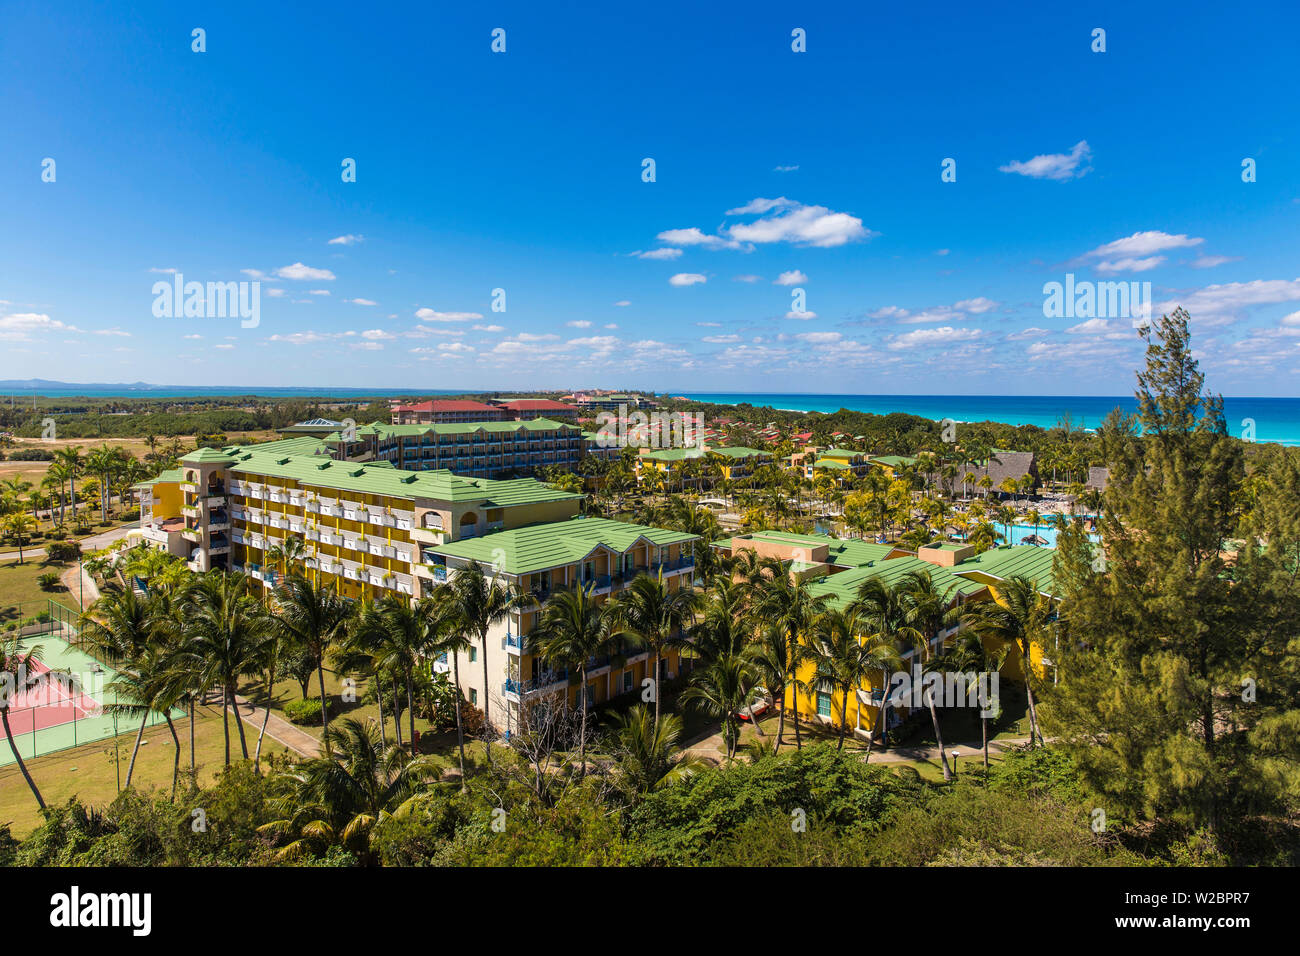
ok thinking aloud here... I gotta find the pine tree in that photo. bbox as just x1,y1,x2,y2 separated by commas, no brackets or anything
1046,308,1300,838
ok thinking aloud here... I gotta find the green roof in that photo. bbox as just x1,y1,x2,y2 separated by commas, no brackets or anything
870,455,917,467
431,516,699,575
181,447,237,465
809,555,986,608
217,446,581,508
714,531,894,569
952,544,1057,594
349,418,577,441
638,447,705,462
708,446,771,460
133,467,185,489
224,436,330,457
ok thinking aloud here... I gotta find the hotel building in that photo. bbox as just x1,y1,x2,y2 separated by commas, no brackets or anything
333,418,584,479
135,436,699,734
391,399,505,424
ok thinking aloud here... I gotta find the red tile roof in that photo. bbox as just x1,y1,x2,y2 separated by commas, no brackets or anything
394,400,501,413
496,399,578,411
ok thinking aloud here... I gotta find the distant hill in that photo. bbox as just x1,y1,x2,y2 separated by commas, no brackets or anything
0,379,160,390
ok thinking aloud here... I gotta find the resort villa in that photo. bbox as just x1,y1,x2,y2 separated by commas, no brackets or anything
391,399,505,424
635,446,774,485
333,418,585,479
790,445,875,482
712,530,1056,739
133,436,700,735
490,398,582,422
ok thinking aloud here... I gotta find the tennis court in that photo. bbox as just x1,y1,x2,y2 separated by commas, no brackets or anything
0,603,178,766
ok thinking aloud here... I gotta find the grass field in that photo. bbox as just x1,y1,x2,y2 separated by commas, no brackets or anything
0,705,289,838
0,558,71,625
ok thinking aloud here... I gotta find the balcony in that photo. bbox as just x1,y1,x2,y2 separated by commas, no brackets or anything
501,630,523,652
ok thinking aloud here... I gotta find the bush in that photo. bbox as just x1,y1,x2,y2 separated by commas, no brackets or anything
37,572,62,592
284,698,323,725
46,541,81,562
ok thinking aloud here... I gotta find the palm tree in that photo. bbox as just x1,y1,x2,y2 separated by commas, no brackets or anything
960,575,1052,747
755,573,828,749
608,704,702,803
899,570,961,780
44,461,70,526
267,535,307,582
445,560,524,746
848,576,913,760
272,573,353,753
1,513,35,563
186,571,274,764
938,627,1010,774
530,584,620,775
743,622,795,751
56,446,84,526
422,587,474,779
346,594,434,752
103,641,185,792
681,653,759,760
804,607,900,751
0,634,46,808
259,717,441,863
606,571,701,724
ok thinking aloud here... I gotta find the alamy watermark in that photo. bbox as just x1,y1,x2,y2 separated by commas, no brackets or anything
1043,274,1151,328
593,404,706,453
152,272,260,328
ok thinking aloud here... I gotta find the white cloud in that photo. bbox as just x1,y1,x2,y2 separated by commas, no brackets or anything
308,289,331,296
472,324,505,333
634,248,683,260
265,288,286,298
773,165,799,172
669,273,707,287
566,320,592,328
214,344,235,350
516,332,560,342
361,329,394,340
702,334,741,344
1158,278,1300,326
328,234,364,245
732,275,762,283
613,300,631,307
275,262,336,281
1066,318,1116,334
774,270,807,286
0,313,81,340
795,331,841,344
889,326,983,350
149,267,178,274
656,228,745,250
415,308,481,322
1086,231,1204,259
999,140,1092,181
346,298,378,306
660,198,872,251
785,310,817,320
1095,256,1165,274
953,297,997,314
1191,255,1238,269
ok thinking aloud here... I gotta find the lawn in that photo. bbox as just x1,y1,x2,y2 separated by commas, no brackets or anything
236,665,460,756
0,556,73,627
0,705,289,838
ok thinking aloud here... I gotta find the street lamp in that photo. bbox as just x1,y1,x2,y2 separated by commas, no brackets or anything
951,748,960,778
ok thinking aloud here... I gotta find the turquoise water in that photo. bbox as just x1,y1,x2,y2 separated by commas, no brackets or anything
679,392,1300,446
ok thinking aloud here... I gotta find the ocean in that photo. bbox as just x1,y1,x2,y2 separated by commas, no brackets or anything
9,384,1300,445
677,393,1300,446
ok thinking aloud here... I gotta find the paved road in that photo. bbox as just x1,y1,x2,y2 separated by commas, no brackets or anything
0,522,138,563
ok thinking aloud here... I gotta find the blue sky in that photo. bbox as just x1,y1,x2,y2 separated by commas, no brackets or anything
2,0,1299,395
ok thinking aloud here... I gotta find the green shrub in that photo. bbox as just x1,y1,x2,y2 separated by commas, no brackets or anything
47,541,81,562
284,698,323,725
37,572,62,592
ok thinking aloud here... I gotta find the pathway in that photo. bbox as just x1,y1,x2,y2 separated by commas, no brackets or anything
0,522,138,563
228,695,323,757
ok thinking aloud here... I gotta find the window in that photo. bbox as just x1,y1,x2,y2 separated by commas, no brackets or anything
817,692,833,718
469,647,477,663
470,689,478,706
623,671,633,693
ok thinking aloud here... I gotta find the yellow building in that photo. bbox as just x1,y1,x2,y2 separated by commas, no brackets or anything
140,437,700,734
713,531,1056,740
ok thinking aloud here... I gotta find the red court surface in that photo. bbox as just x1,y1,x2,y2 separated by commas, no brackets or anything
3,660,102,736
